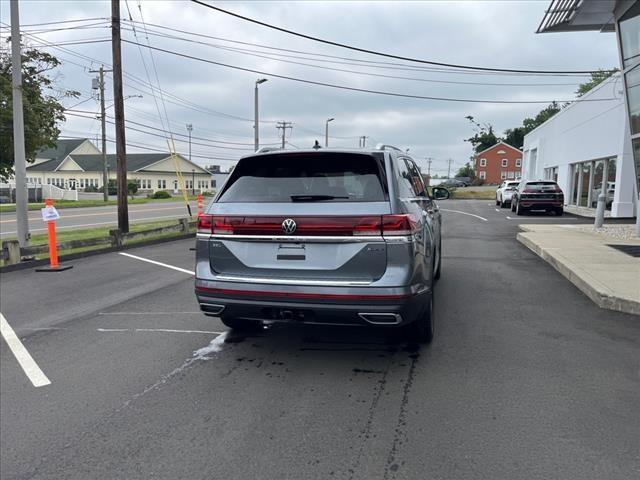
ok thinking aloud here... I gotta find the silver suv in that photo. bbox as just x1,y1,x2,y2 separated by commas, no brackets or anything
194,145,449,343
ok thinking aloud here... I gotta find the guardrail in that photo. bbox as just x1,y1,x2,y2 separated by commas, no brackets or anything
1,218,194,265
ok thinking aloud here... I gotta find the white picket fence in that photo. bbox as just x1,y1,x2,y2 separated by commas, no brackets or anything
0,183,78,202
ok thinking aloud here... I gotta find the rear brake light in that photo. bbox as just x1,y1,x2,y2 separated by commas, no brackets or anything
381,214,419,236
197,214,213,233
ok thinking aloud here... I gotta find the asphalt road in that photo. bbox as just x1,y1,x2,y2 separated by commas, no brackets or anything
0,201,197,238
1,200,638,480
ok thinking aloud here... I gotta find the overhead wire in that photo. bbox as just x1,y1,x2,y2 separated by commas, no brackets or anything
119,21,586,86
122,39,616,105
189,1,611,76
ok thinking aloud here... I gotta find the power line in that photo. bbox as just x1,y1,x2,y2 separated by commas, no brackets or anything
119,22,586,87
189,1,609,76
122,39,615,105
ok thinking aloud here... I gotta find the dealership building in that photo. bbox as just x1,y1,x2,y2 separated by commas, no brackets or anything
522,0,639,220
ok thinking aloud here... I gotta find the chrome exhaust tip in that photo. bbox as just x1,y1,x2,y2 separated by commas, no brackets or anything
358,313,402,325
200,303,225,315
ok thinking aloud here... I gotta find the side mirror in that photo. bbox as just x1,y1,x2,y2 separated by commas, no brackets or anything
432,187,450,200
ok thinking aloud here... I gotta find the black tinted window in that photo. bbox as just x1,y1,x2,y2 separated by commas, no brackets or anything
218,153,387,203
526,181,559,191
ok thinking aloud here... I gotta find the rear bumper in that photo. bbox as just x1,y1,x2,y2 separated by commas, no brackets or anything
519,199,563,209
195,281,429,327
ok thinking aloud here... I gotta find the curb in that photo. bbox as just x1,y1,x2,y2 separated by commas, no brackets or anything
0,233,195,273
516,232,640,316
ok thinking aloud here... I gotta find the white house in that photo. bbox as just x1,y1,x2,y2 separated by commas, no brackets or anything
522,73,637,217
25,138,212,194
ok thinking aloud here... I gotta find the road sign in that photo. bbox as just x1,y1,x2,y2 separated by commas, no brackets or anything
41,206,60,222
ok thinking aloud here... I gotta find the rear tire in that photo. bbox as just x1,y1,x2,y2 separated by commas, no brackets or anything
220,316,262,332
500,200,509,209
406,293,434,344
516,201,527,216
495,198,500,206
511,200,516,212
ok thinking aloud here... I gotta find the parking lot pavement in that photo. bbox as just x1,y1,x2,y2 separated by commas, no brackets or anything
1,200,639,479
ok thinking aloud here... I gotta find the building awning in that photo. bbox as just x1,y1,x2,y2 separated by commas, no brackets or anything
537,0,616,33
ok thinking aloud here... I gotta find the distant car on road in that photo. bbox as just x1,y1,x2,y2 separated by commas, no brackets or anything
511,180,564,216
194,145,450,343
495,180,520,208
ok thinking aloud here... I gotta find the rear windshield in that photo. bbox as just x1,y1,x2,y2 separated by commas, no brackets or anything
218,152,387,203
526,181,559,190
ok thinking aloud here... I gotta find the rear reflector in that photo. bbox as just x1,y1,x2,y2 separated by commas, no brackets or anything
196,285,412,301
197,214,419,237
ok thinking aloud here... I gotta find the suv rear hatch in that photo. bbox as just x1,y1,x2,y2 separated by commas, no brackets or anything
199,152,396,284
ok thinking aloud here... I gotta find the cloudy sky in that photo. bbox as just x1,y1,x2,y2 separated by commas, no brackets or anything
0,0,619,174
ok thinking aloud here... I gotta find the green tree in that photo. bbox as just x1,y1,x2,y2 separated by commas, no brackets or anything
503,126,526,150
127,180,138,199
0,48,78,180
464,116,499,154
575,69,618,97
455,162,475,179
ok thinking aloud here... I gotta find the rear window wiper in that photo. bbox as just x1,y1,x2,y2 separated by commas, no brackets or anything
290,194,349,202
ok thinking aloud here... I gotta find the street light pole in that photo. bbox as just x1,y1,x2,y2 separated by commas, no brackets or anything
186,123,193,161
325,117,334,147
254,78,267,151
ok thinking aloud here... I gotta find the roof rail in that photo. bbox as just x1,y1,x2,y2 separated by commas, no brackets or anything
374,143,403,152
254,146,282,154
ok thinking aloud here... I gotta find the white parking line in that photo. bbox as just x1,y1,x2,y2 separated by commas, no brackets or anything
440,209,488,222
97,327,224,334
98,311,200,315
0,313,51,387
0,205,189,224
118,252,195,275
505,216,577,220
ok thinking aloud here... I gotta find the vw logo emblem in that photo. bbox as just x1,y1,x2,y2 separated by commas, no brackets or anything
282,218,297,234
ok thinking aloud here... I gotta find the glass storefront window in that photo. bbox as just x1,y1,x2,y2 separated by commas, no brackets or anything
619,2,640,69
626,64,640,135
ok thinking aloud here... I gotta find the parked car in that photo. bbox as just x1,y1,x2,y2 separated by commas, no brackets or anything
495,180,520,208
591,181,615,208
511,180,564,215
440,179,467,188
194,145,450,343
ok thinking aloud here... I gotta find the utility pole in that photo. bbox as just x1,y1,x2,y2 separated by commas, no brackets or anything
325,117,334,147
447,158,453,179
276,121,293,149
426,157,433,176
90,65,113,202
186,123,193,161
10,0,29,248
358,136,368,148
111,0,128,232
254,78,267,151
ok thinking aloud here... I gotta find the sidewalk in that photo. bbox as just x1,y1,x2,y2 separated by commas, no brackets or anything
517,224,640,316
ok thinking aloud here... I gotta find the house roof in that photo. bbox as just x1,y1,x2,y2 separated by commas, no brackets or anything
27,152,210,174
474,141,523,157
35,138,87,162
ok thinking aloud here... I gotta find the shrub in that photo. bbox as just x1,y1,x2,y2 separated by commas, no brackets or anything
151,190,172,199
84,185,99,193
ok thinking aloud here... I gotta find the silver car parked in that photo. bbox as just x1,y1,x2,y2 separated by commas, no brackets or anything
194,145,449,343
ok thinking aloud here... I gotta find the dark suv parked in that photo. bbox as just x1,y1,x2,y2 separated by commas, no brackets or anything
194,145,449,343
511,180,564,215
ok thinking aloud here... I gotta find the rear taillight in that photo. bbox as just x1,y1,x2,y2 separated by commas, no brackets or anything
381,214,419,236
197,215,420,237
197,214,213,233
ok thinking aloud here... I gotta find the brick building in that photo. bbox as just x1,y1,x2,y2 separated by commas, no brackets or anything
474,141,523,185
